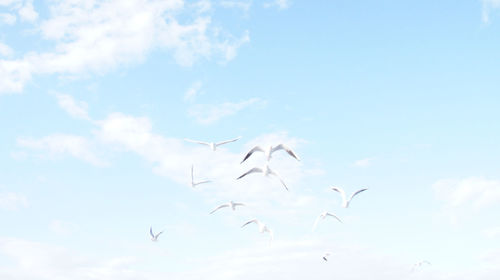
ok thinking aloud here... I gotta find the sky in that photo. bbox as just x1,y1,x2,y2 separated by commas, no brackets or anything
1,0,500,279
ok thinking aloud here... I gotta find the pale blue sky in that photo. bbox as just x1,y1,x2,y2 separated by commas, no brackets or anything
1,1,500,279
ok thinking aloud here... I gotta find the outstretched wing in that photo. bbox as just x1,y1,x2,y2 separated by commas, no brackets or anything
267,168,288,191
237,167,263,179
240,146,265,164
348,188,368,205
331,187,347,206
155,231,164,239
191,165,194,183
193,179,211,186
325,212,343,223
184,138,210,146
271,144,300,161
312,215,322,232
210,204,229,214
149,226,154,238
233,202,246,208
241,219,258,228
215,136,241,147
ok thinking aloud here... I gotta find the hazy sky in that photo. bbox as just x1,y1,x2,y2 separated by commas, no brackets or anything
1,1,500,279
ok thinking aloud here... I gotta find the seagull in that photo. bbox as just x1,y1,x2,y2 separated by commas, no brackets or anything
241,144,300,163
312,211,343,231
330,187,368,208
149,226,163,242
184,136,241,151
412,260,431,272
210,201,246,214
237,164,288,191
322,252,332,261
241,219,273,241
190,165,211,188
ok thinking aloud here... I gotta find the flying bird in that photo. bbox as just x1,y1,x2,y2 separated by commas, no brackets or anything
210,201,246,214
330,187,368,208
241,219,273,241
322,252,331,261
241,144,300,163
312,211,342,231
237,164,288,191
184,136,241,151
190,165,211,188
149,226,163,242
412,260,431,272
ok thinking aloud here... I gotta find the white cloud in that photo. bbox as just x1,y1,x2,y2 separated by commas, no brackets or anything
353,157,374,167
0,0,250,94
433,177,500,210
482,0,500,23
0,192,28,210
188,97,265,124
53,92,90,120
483,226,500,238
0,13,16,25
184,81,203,102
17,134,106,166
263,0,289,10
0,42,13,57
49,220,78,236
18,0,37,22
219,1,252,13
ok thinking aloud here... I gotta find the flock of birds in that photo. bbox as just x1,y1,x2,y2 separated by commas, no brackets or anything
148,136,431,271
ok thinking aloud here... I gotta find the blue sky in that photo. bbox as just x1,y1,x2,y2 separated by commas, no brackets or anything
1,0,500,279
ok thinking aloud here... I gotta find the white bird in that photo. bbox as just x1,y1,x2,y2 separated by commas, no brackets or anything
241,219,273,241
330,187,368,208
312,211,342,231
322,252,332,261
149,226,163,242
210,201,246,214
190,165,211,188
241,144,300,163
412,260,431,272
184,136,241,151
237,164,288,191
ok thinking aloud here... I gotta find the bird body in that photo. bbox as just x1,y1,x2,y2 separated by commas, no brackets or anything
330,187,368,208
184,137,241,151
237,164,288,191
150,226,163,242
210,201,246,214
241,219,273,241
312,211,342,231
322,252,331,261
241,144,300,163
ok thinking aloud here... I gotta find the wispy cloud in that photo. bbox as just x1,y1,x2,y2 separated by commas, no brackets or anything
49,220,78,236
433,177,500,210
0,0,250,94
17,134,107,166
219,1,252,13
0,192,28,211
353,157,374,168
482,0,500,23
53,92,90,120
263,0,290,10
483,226,500,238
0,42,13,57
0,13,17,25
188,97,265,124
184,81,203,102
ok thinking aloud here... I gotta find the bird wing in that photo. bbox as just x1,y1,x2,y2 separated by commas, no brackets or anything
348,188,368,204
149,226,155,238
312,215,322,232
210,204,229,214
325,212,343,223
191,165,194,183
233,202,246,207
215,136,241,147
331,187,347,206
155,231,164,238
184,138,210,146
241,219,259,228
193,179,211,186
240,146,264,164
271,144,300,161
237,167,263,179
267,168,288,191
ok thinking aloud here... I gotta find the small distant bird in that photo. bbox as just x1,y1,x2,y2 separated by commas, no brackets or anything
184,136,241,151
190,165,211,188
210,201,246,214
330,187,368,208
241,219,273,241
237,164,288,191
322,252,331,261
241,144,300,163
149,226,163,242
312,211,342,231
412,260,431,272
